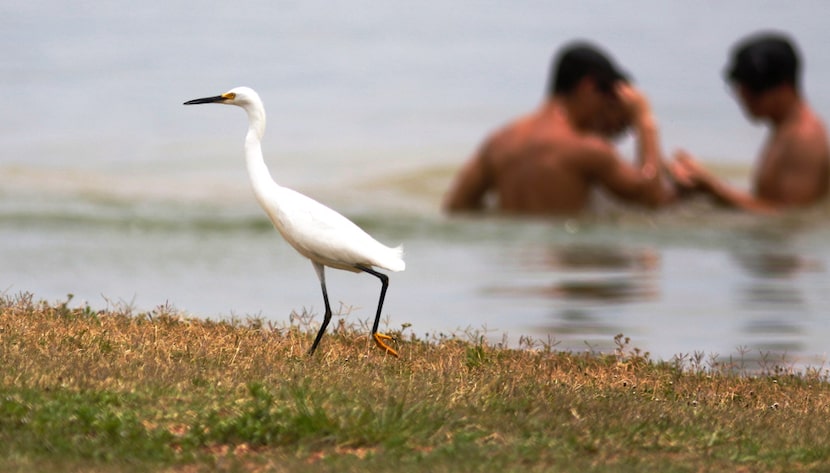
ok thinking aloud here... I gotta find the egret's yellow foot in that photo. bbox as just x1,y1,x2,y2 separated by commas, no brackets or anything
373,333,399,357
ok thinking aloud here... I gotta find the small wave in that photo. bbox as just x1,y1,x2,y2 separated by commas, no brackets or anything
0,200,272,234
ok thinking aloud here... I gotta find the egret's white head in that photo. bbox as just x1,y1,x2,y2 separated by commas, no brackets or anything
184,86,262,108
184,86,266,136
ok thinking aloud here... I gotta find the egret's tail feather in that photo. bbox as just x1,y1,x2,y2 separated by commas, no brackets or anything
383,244,405,272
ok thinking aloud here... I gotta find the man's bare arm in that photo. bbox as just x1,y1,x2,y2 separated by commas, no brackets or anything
670,151,777,214
443,149,492,212
593,84,669,207
591,147,665,207
616,84,661,176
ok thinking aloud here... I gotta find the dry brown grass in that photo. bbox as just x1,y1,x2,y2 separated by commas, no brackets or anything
3,292,830,472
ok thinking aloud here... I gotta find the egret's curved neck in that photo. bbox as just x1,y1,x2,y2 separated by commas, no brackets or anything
244,103,266,141
242,103,277,195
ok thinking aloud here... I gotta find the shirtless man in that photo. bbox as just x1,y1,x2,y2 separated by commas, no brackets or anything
443,41,671,215
670,32,830,213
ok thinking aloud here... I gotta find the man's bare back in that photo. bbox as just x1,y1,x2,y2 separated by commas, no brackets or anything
447,106,604,214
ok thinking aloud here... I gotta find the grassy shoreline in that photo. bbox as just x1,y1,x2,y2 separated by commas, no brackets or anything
2,293,830,472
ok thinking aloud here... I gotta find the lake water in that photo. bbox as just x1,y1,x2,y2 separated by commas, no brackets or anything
3,1,830,367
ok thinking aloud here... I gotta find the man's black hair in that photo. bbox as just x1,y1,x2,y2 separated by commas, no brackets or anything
725,31,801,94
547,41,628,97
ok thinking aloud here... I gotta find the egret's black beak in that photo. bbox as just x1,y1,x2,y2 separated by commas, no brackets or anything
183,95,226,105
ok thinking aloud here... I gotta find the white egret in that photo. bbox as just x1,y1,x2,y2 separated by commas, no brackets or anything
184,87,405,357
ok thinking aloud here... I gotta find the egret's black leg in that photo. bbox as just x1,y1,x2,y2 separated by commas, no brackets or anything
308,262,332,356
356,264,398,357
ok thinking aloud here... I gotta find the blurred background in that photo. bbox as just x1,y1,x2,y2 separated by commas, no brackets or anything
2,0,830,366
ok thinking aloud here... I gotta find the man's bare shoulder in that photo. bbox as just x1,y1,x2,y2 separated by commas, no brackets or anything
780,106,830,161
562,131,618,166
798,107,829,144
485,113,539,146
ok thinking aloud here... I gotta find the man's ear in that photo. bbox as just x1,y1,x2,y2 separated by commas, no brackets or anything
575,76,597,94
575,77,607,101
